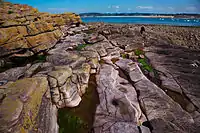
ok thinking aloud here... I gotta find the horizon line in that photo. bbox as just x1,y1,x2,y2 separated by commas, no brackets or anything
79,12,200,15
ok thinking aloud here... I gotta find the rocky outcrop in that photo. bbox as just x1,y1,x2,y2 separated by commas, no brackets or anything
144,39,200,132
0,24,102,133
93,57,198,133
0,77,49,132
93,63,149,133
0,16,200,133
90,23,200,133
0,2,81,57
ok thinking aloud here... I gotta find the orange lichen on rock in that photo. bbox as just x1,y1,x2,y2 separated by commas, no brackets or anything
0,2,81,54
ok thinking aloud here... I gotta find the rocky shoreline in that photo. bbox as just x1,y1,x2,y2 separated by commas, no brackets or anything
0,2,200,133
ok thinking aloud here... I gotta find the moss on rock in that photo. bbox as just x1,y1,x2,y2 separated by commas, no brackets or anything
0,77,49,132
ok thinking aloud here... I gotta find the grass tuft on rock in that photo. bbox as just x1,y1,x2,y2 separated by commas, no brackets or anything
120,53,128,59
134,49,144,56
138,58,153,72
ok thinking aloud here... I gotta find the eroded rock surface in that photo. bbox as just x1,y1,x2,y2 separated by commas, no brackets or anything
91,24,200,133
0,2,81,58
0,12,200,133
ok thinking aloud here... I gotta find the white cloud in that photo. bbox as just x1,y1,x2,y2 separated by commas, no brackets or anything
136,6,153,9
168,7,174,10
166,7,175,12
115,6,120,9
107,5,120,12
108,5,120,9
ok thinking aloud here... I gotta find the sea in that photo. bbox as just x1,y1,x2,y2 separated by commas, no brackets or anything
81,16,200,26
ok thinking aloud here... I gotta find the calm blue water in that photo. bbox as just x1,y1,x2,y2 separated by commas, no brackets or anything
82,17,200,26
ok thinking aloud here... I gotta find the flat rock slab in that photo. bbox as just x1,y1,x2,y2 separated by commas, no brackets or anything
94,63,150,133
145,43,200,115
115,59,199,133
0,77,49,132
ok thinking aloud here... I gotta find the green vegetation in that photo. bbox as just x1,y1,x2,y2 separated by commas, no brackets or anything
138,58,153,72
134,49,144,56
75,44,92,51
58,110,88,133
8,10,14,14
133,48,153,72
120,53,128,59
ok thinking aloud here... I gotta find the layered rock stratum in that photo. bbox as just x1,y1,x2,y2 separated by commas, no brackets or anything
0,2,200,133
0,2,81,57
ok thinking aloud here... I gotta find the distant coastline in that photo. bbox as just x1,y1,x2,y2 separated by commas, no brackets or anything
81,15,175,18
80,13,200,19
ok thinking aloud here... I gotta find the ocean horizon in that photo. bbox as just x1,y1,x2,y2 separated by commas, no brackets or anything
82,16,200,26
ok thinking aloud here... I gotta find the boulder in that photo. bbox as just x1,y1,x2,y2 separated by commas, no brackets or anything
0,77,49,132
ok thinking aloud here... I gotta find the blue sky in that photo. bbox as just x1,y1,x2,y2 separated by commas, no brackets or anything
7,0,200,14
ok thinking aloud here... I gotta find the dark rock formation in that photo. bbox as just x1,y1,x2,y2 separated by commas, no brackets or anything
140,26,145,34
